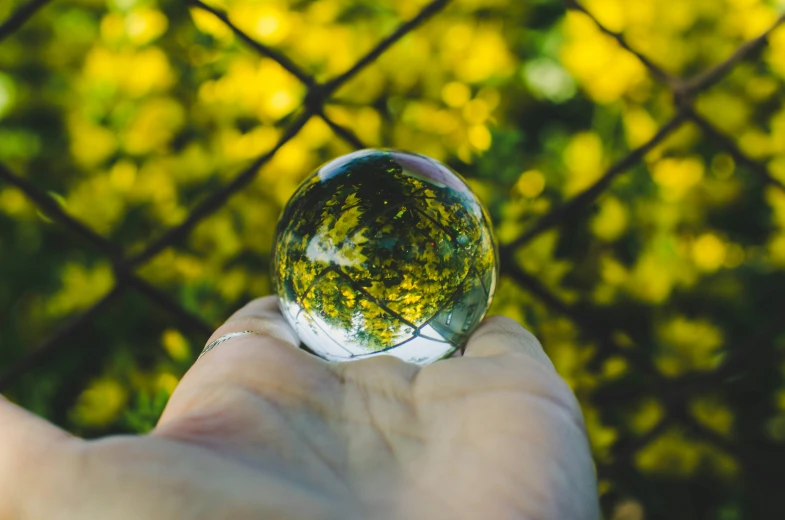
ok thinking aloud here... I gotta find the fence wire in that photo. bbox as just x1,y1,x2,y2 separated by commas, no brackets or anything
1,0,783,510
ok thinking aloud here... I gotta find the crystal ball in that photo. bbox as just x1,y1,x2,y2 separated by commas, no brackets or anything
272,149,498,365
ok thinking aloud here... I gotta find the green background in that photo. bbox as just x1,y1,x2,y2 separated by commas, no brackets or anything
2,0,785,518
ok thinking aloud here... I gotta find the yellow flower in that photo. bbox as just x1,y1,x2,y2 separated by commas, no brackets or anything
71,379,128,428
162,329,191,362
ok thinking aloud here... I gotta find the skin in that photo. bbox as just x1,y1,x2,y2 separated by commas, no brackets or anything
0,296,599,520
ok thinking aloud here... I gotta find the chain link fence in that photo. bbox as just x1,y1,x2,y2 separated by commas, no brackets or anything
1,0,784,516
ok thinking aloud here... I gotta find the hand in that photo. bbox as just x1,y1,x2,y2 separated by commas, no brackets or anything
0,297,599,520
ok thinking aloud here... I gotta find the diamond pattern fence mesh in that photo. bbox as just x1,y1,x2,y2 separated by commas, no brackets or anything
1,0,785,517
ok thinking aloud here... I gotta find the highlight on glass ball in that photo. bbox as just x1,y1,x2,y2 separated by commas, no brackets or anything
272,149,498,365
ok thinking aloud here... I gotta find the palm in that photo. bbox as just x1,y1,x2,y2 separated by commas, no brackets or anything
0,299,598,520
155,330,597,520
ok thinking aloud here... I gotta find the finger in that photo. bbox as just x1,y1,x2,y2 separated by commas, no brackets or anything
158,297,336,425
0,396,77,517
459,315,587,436
462,315,555,371
423,315,576,418
205,295,300,349
460,317,596,509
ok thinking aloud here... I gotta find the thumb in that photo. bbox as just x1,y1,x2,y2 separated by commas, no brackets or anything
459,318,601,520
463,315,556,371
0,395,77,517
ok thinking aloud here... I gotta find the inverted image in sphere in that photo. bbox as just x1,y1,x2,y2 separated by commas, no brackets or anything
272,149,498,365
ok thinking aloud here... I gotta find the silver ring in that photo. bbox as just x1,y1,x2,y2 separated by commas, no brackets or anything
198,331,262,360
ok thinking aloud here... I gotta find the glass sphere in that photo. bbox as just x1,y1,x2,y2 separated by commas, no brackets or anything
272,149,498,365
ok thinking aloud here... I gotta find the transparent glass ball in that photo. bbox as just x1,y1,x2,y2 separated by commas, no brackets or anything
272,149,498,365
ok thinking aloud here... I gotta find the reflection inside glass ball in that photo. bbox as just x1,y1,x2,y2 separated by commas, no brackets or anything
272,149,498,365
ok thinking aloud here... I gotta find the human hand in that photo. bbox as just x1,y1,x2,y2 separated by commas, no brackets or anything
0,296,599,520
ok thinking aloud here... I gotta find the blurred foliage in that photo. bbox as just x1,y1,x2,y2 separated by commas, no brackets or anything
2,0,785,518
